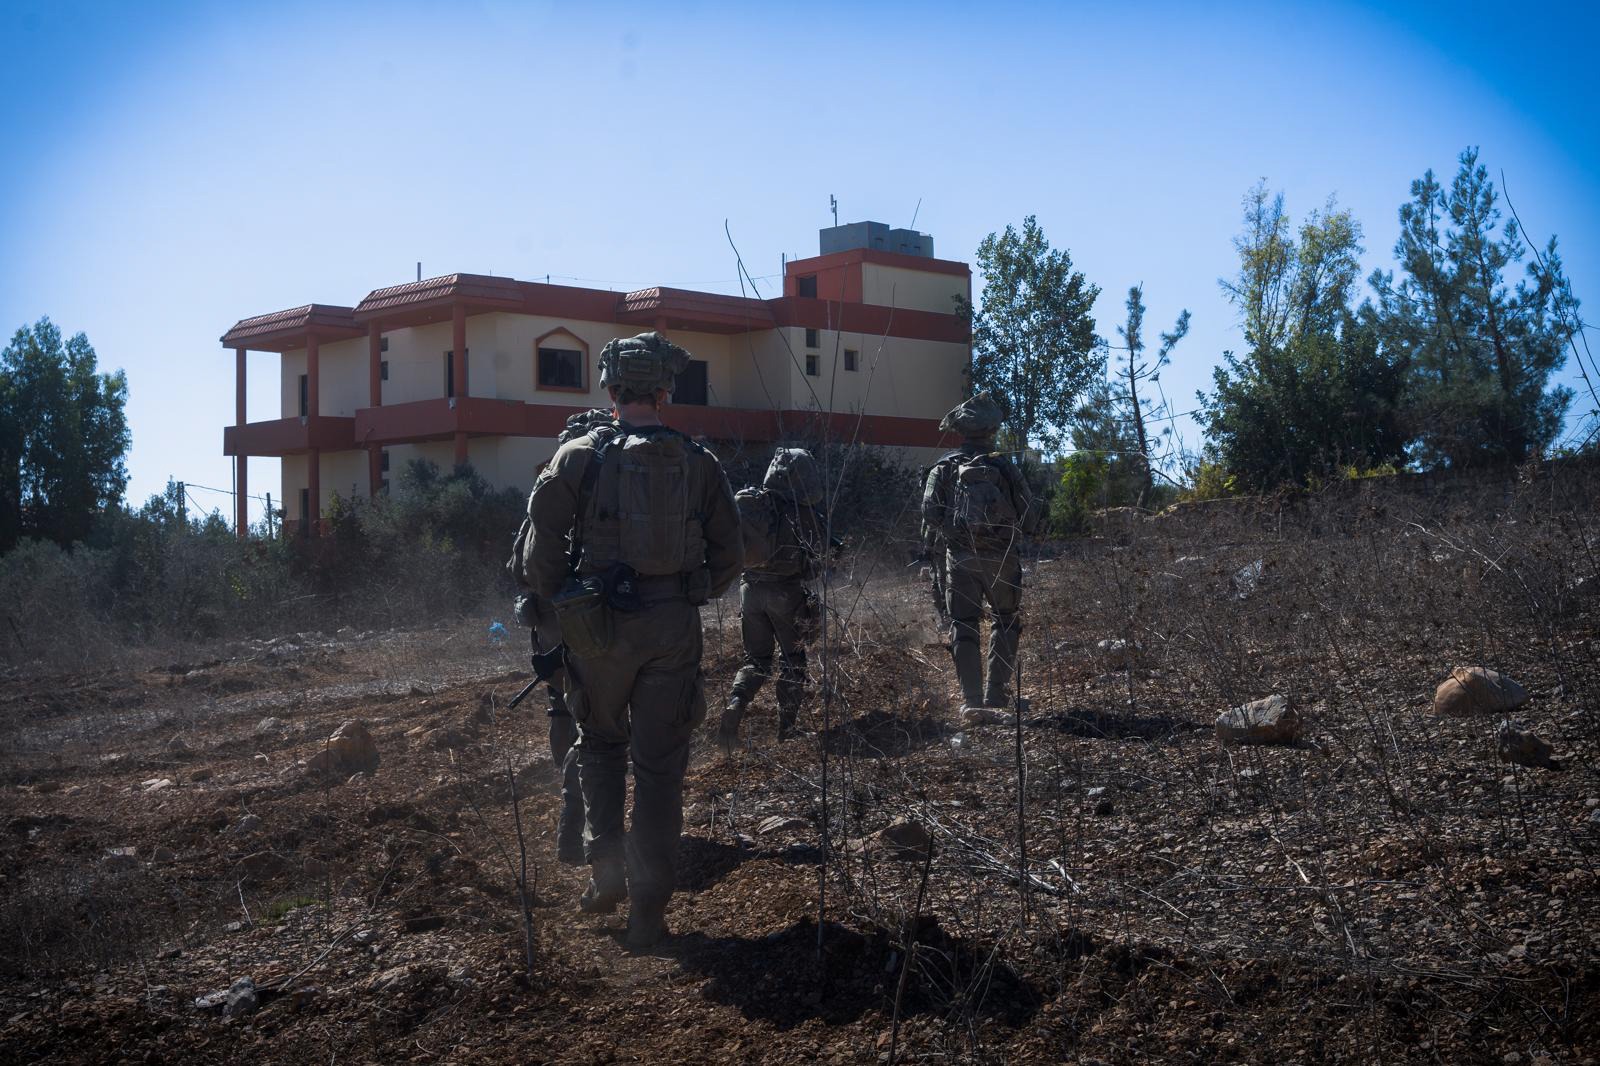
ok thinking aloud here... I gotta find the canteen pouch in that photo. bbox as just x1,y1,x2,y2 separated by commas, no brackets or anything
551,575,611,658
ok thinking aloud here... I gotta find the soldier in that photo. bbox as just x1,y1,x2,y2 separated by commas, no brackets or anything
515,333,742,950
921,392,1038,722
508,408,616,867
717,448,825,755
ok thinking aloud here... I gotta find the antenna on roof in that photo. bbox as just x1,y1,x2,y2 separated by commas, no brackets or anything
416,262,421,282
910,197,923,230
829,194,838,227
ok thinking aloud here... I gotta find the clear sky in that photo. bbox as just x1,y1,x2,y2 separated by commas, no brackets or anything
2,0,1596,524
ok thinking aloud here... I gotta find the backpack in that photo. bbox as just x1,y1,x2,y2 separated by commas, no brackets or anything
736,487,780,570
946,452,1020,546
578,426,706,576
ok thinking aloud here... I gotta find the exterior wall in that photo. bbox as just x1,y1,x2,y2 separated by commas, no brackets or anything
281,349,306,414
860,263,968,315
381,321,454,406
280,449,369,523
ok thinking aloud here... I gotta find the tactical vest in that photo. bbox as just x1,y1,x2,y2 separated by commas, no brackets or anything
575,426,706,576
737,487,813,580
943,451,1020,548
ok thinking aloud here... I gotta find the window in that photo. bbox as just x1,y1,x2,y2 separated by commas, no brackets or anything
298,374,308,417
444,349,468,398
379,337,389,353
673,360,708,405
805,328,819,348
797,275,818,298
298,488,310,537
538,347,585,390
380,449,390,473
380,360,389,381
844,349,859,372
805,354,819,376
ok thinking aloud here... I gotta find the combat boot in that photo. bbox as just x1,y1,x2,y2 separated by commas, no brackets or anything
717,695,749,756
625,896,669,951
556,803,585,867
578,858,627,915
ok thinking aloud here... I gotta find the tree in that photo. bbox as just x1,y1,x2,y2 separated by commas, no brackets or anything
1370,147,1577,466
0,319,130,551
1114,284,1190,499
1200,186,1408,490
959,216,1101,454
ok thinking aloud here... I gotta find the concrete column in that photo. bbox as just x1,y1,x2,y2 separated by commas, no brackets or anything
234,346,248,538
452,304,468,465
306,333,321,532
368,322,383,498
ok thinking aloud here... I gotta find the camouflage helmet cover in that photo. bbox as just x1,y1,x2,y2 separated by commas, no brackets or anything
597,331,692,395
557,407,615,446
764,447,824,507
939,390,1005,438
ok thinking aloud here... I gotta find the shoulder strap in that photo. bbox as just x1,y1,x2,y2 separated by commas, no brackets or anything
568,426,620,574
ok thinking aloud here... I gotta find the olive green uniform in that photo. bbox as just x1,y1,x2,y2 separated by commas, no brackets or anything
922,441,1037,708
727,496,822,737
519,422,741,910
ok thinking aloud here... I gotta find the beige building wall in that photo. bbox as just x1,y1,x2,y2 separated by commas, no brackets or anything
860,264,968,315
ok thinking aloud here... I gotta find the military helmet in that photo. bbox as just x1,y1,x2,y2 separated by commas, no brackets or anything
764,448,824,507
939,390,1005,438
557,407,615,446
597,332,691,395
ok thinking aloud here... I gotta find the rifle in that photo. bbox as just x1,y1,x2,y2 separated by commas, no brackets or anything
507,643,567,710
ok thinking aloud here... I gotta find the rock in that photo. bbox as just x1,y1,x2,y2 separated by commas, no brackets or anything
1215,695,1302,746
102,846,139,869
756,815,809,835
1233,559,1266,599
288,986,322,1012
141,777,175,792
190,768,214,783
234,851,283,880
166,736,193,756
228,814,262,836
1086,786,1108,799
254,717,287,736
351,928,378,947
1095,639,1136,669
149,845,177,864
222,977,258,1019
1496,721,1563,771
417,726,469,752
862,818,933,862
305,720,380,778
1432,667,1529,716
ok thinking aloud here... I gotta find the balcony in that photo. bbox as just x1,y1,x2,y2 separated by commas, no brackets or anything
224,415,356,457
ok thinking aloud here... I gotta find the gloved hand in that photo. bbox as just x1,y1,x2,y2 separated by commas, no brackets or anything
512,593,534,628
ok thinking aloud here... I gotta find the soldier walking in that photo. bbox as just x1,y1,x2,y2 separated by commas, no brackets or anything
514,333,742,949
717,448,825,754
921,392,1038,722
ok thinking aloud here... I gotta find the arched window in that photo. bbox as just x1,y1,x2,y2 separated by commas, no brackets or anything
534,327,589,393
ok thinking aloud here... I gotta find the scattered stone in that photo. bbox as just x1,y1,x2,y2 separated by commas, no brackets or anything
223,920,249,933
756,815,809,835
1215,695,1302,746
166,736,193,756
351,928,378,947
1432,667,1529,716
253,754,270,766
1095,638,1136,669
141,778,175,792
418,726,470,752
1497,721,1563,771
289,986,322,1012
222,977,258,1020
447,965,476,988
858,818,933,862
1233,559,1266,599
254,717,288,736
190,767,214,783
1086,786,1108,799
228,814,263,836
368,964,417,993
304,720,381,778
102,846,139,869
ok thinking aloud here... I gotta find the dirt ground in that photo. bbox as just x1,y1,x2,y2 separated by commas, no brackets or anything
2,478,1598,1064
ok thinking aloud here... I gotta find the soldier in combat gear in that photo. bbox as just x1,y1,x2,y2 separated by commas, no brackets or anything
718,447,825,754
921,392,1038,721
515,333,742,950
508,408,616,866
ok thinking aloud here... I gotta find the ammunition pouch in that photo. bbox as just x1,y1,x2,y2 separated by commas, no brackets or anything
551,575,611,659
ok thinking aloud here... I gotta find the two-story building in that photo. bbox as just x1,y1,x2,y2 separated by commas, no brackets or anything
220,223,971,535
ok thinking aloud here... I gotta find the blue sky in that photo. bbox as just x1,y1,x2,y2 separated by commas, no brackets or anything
2,0,1596,523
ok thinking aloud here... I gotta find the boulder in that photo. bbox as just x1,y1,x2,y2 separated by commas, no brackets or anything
1496,721,1562,771
305,720,380,777
1095,639,1135,669
254,717,287,736
1433,667,1529,716
1215,695,1302,746
222,977,258,1020
228,814,262,836
1233,559,1266,599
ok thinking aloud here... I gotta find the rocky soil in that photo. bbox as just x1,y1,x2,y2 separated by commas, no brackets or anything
2,480,1598,1064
